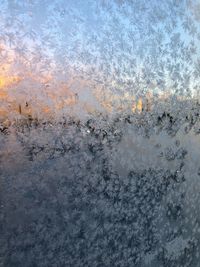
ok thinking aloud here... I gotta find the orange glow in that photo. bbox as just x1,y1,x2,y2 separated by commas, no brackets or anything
0,76,21,89
0,47,153,119
137,98,143,113
0,108,8,117
0,90,7,99
42,106,51,114
132,98,143,113
95,90,145,113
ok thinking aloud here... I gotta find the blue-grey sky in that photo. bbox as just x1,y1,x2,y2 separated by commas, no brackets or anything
0,0,200,98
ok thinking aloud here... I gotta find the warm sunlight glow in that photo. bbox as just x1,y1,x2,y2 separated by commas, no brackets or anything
137,98,143,113
0,76,21,90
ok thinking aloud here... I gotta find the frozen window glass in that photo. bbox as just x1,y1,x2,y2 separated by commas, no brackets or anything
1,1,200,266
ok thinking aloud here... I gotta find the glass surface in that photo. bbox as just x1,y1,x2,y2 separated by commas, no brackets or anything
1,1,200,266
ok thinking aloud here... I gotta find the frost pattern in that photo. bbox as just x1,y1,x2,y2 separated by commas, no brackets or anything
1,1,200,267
